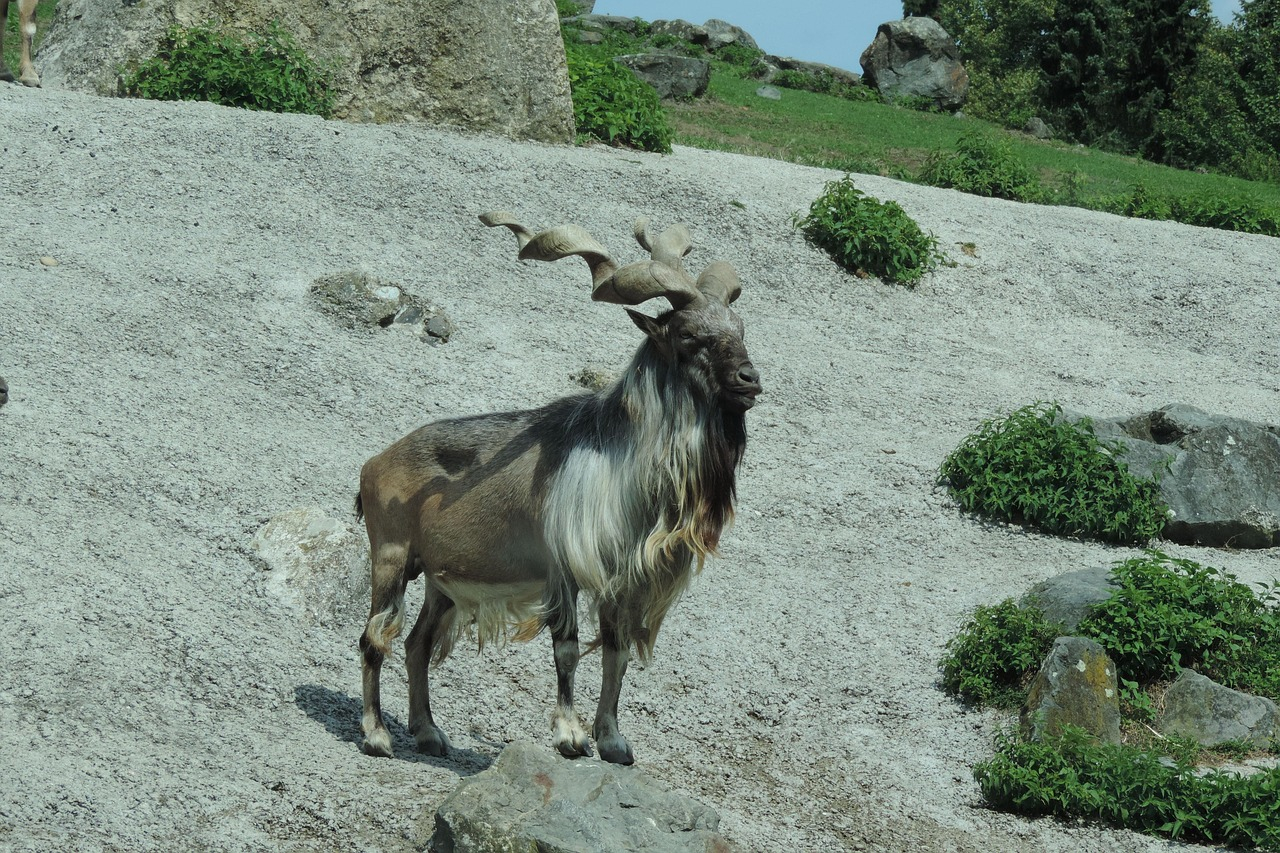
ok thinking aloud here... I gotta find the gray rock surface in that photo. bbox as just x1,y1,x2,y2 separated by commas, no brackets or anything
429,741,735,852
1089,404,1280,548
1159,669,1279,747
614,53,711,100
702,19,759,52
1024,117,1053,139
859,17,968,110
567,14,646,36
310,270,453,343
650,18,711,47
1022,637,1121,744
37,0,574,141
1022,567,1115,632
250,507,370,628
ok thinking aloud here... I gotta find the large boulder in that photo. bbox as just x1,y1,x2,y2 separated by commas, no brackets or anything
428,740,737,852
859,17,968,110
1021,637,1121,744
614,53,711,100
1159,669,1279,748
1088,404,1280,548
36,0,575,142
701,19,759,52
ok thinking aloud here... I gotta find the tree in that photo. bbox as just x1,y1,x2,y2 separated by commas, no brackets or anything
1036,0,1118,143
932,0,1056,126
903,0,942,18
1117,0,1213,157
1232,0,1280,155
1034,0,1211,153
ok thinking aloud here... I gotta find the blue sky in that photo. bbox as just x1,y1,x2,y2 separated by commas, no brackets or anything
592,1,1245,72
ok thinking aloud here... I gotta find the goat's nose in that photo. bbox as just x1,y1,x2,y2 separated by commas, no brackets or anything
738,364,761,386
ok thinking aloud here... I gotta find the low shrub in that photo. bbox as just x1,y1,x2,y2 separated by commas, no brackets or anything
919,131,1045,202
119,21,334,118
1102,184,1280,237
976,727,1280,850
770,69,875,102
564,41,673,153
1079,550,1280,699
938,402,1168,545
712,42,764,77
939,598,1061,708
794,175,944,286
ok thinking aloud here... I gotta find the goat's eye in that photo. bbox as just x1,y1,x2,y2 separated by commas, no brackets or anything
678,329,698,342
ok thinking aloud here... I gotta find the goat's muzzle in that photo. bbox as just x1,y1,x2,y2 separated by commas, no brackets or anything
725,363,762,412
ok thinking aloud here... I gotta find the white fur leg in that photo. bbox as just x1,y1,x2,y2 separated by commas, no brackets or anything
551,707,592,758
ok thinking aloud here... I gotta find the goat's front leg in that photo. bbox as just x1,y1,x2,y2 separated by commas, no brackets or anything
549,592,592,758
592,602,634,765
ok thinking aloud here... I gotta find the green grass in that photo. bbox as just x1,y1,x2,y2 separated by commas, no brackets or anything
2,0,54,77
667,72,1280,220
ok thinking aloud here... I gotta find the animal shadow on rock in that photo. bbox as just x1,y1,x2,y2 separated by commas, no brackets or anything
293,684,492,774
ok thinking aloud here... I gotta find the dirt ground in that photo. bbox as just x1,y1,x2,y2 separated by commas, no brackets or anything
2,84,1278,852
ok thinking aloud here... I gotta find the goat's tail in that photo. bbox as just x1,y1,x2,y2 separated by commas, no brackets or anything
354,492,364,522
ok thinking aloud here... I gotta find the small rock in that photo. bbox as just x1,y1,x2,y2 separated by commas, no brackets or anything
1024,116,1053,139
39,256,58,267
570,367,614,391
425,312,456,343
427,741,736,852
1022,636,1121,744
1159,668,1279,747
1022,567,1115,632
250,507,370,627
755,86,781,100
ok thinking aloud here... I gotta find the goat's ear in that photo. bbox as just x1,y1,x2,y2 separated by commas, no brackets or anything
625,308,665,341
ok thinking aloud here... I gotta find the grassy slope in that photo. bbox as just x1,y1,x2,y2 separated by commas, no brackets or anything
668,72,1280,212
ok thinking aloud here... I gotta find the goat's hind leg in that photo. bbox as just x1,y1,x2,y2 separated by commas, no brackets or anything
404,588,455,756
359,544,410,758
548,585,591,758
592,602,634,765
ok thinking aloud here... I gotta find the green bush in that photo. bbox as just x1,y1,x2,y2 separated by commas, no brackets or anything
940,599,1061,708
1079,550,1280,699
712,42,765,77
563,41,673,153
794,175,944,286
119,21,334,118
1101,184,1280,237
919,131,1045,202
770,69,875,102
938,402,1168,545
976,727,1280,850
